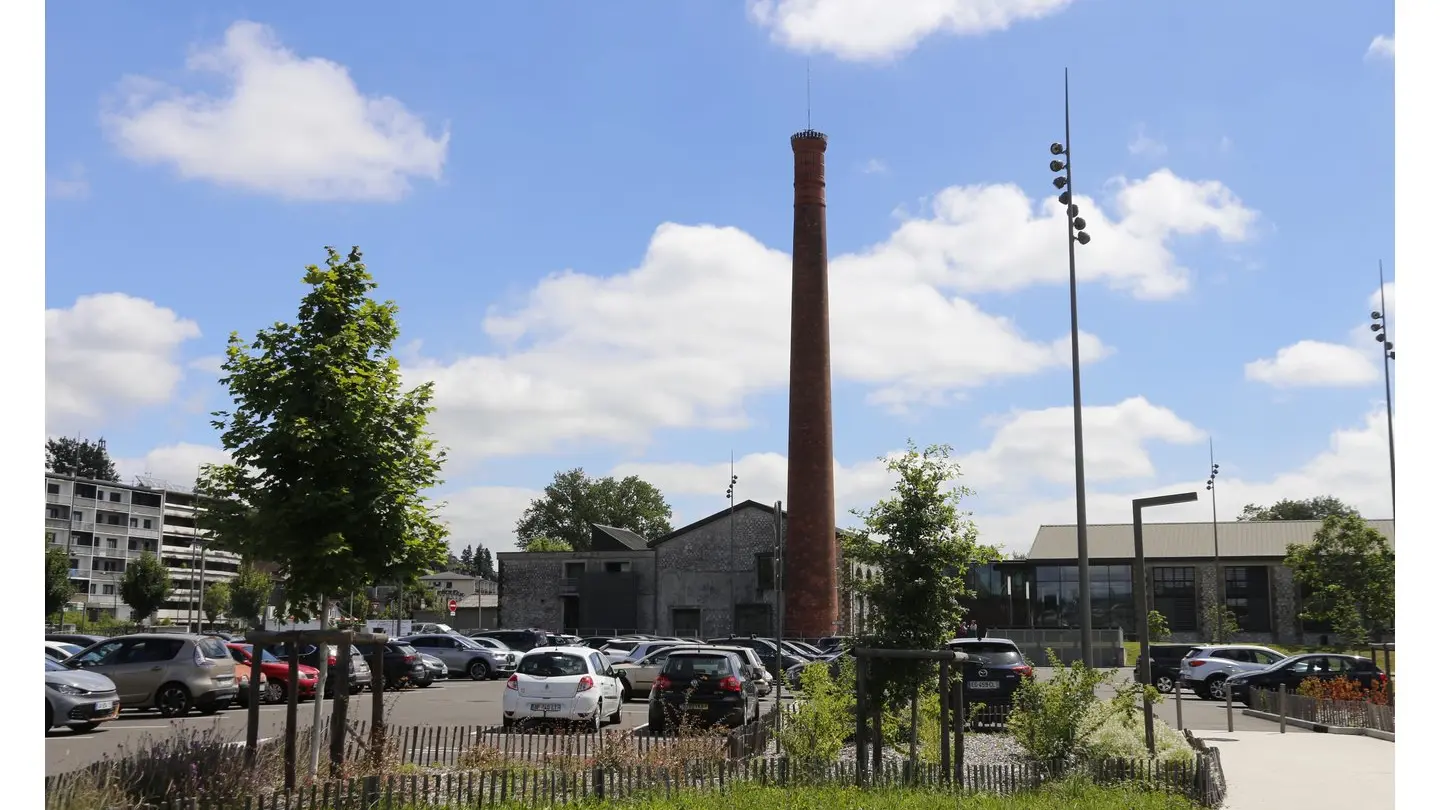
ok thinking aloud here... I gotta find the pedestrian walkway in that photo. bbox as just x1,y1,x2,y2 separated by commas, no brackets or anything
1193,730,1393,809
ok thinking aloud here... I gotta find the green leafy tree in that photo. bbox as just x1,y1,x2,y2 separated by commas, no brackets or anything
1239,496,1359,522
196,247,449,620
202,581,231,624
1147,610,1171,641
1284,513,1394,645
229,564,273,627
777,657,856,774
458,545,475,575
45,436,119,481
476,546,496,580
515,468,673,551
1216,606,1242,642
46,545,75,621
844,442,1000,709
120,552,172,624
519,536,574,553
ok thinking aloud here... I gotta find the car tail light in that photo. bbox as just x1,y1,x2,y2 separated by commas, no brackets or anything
1187,660,1206,667
327,656,338,667
194,645,213,668
1015,665,1033,678
506,675,519,690
403,655,416,663
577,676,594,692
653,675,672,691
718,676,742,693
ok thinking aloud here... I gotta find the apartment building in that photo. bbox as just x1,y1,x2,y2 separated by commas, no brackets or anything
45,473,242,626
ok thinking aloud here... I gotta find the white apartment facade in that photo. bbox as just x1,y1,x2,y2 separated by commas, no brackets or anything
45,473,242,626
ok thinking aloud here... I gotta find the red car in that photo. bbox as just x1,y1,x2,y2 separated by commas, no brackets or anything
227,643,319,703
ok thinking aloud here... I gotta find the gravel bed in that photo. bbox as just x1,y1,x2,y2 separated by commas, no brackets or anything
751,732,1027,768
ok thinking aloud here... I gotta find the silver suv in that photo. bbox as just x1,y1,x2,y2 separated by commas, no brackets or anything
400,634,514,680
66,634,238,717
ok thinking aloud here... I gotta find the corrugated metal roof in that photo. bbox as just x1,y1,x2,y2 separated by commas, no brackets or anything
1026,519,1395,561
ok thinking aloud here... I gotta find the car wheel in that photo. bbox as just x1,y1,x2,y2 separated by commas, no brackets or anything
1153,674,1175,694
591,703,604,733
648,710,667,735
266,681,286,704
468,660,490,681
502,717,514,731
1205,676,1229,701
608,699,622,725
418,678,433,688
156,683,192,718
621,683,632,703
70,722,101,734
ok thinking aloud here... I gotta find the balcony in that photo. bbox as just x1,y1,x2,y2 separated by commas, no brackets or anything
130,504,161,517
46,492,67,505
129,527,160,539
45,517,70,530
72,521,96,533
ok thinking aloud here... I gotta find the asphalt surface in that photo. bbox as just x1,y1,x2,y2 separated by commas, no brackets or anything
45,678,781,777
1100,669,1280,733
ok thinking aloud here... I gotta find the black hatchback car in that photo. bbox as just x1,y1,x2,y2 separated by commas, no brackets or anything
648,650,761,730
1134,643,1202,695
948,638,1033,706
480,629,549,653
1226,654,1388,706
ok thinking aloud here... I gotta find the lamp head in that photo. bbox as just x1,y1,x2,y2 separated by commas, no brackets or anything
1073,216,1087,230
1050,160,1066,172
1058,191,1071,206
1076,231,1091,245
1375,333,1386,343
1371,323,1382,332
1053,176,1068,189
1371,311,1382,320
1050,142,1065,155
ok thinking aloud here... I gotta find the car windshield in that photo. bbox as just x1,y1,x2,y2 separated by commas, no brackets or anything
519,652,587,677
955,643,1024,665
604,641,637,652
453,636,482,649
1263,655,1303,672
664,654,733,678
45,658,67,672
237,645,282,664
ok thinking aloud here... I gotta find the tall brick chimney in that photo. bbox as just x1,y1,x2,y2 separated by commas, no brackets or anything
784,129,838,639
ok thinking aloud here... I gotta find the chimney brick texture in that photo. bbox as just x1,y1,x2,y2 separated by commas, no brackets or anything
784,129,838,639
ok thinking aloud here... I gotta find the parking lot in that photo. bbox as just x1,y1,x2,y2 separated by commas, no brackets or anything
45,678,780,776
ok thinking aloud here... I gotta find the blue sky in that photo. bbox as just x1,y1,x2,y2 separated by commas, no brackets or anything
44,1,1396,555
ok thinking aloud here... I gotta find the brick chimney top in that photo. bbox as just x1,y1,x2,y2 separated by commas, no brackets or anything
790,129,828,147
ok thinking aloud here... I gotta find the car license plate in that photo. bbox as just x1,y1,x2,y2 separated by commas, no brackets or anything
969,681,999,690
683,703,706,711
531,703,562,712
94,701,113,712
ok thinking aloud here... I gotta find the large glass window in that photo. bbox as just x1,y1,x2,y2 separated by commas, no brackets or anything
1152,567,1197,632
1224,566,1272,633
1030,564,1136,632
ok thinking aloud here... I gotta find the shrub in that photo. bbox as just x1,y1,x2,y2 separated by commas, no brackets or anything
1084,702,1192,767
1006,650,1164,769
778,656,855,768
1296,676,1390,705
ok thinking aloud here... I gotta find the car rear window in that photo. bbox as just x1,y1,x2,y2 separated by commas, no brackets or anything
198,638,231,660
955,643,1023,665
605,641,637,652
664,654,734,677
520,652,588,677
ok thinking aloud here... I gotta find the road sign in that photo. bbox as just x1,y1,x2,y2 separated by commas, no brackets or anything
448,599,458,616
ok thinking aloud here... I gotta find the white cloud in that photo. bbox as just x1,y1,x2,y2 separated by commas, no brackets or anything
102,21,448,201
409,169,1254,461
1127,126,1167,159
1365,35,1395,62
114,442,231,488
46,293,203,431
1244,340,1380,388
747,0,1074,61
48,164,90,200
861,158,889,174
435,485,543,556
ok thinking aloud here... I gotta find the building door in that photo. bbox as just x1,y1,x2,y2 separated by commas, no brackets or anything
561,595,579,632
734,603,771,637
672,608,701,637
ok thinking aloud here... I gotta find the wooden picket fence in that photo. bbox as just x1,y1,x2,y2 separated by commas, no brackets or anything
44,754,1221,809
1250,689,1396,732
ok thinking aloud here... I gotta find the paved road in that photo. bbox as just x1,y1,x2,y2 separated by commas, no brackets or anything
47,678,767,777
1198,730,1393,809
1098,671,1279,733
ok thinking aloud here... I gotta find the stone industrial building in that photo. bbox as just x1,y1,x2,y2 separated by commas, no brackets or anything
962,518,1395,646
496,501,868,639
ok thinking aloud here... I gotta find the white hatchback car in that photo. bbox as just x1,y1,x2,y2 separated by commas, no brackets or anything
1178,645,1288,700
502,647,625,731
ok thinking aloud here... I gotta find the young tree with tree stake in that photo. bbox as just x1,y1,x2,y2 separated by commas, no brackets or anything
121,552,172,625
843,442,999,710
196,247,450,620
46,546,76,623
1284,513,1394,645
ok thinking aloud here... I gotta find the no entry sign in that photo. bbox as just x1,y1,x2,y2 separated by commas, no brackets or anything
447,599,458,616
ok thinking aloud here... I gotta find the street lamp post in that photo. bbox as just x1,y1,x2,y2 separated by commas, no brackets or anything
1050,68,1095,666
1206,445,1222,641
1132,491,1200,755
1369,261,1396,516
727,455,738,635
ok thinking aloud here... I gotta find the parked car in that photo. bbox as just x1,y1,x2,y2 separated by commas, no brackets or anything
411,623,461,635
647,649,761,731
695,645,773,697
234,658,267,708
480,629,549,653
468,637,522,673
252,641,372,695
380,642,428,688
705,636,805,671
46,642,83,661
227,643,319,704
1226,654,1388,706
1133,643,1202,695
785,647,853,689
946,638,1033,706
817,636,848,652
578,636,618,650
415,653,447,686
614,645,699,700
615,640,689,665
47,633,108,649
546,633,583,647
45,657,120,733
401,634,514,680
600,639,641,664
65,634,238,718
785,639,827,658
1177,645,1288,700
503,647,625,731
